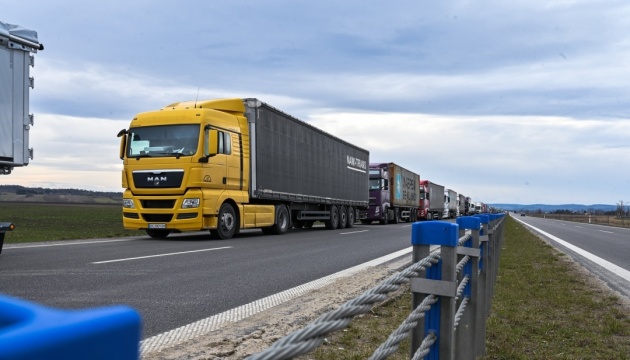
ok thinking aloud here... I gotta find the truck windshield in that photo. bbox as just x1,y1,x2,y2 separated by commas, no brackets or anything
369,179,382,190
127,124,199,158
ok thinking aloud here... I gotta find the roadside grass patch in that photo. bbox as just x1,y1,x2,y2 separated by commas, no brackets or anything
299,217,630,360
0,203,139,243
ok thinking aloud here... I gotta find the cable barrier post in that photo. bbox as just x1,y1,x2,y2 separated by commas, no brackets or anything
474,214,491,318
454,217,482,360
410,221,459,360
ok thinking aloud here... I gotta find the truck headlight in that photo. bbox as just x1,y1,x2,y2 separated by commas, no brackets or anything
122,199,135,209
182,198,200,209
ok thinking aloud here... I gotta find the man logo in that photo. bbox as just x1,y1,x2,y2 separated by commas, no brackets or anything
147,176,167,186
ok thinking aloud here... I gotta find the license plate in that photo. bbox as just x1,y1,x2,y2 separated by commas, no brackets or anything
148,223,166,229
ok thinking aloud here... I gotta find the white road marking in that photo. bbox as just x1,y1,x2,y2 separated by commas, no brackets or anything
4,238,137,249
514,218,630,282
575,225,583,228
92,246,232,264
340,230,370,235
140,247,413,355
599,230,614,234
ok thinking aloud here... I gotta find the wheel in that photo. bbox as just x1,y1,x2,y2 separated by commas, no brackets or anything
145,229,171,239
0,233,5,254
346,207,355,228
213,203,237,239
338,206,347,229
269,205,289,235
325,205,339,229
380,207,388,225
393,208,400,224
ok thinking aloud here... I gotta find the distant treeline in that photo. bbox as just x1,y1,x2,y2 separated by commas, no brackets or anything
0,185,122,198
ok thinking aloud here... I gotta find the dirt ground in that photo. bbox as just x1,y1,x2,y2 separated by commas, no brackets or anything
141,256,412,360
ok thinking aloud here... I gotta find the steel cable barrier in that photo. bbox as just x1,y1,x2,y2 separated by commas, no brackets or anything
247,213,505,360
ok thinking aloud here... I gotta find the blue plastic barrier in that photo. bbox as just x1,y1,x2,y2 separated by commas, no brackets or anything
0,294,141,360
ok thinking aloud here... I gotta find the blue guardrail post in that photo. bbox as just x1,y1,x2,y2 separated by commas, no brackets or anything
410,221,459,360
0,294,141,360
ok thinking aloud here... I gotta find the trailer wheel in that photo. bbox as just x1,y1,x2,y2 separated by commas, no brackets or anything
325,205,339,230
145,229,171,239
346,207,355,228
338,206,347,229
270,205,290,235
213,203,237,239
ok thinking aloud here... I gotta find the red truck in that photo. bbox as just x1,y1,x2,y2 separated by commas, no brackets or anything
418,180,445,220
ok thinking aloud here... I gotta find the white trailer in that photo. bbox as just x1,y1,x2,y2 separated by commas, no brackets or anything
0,20,43,252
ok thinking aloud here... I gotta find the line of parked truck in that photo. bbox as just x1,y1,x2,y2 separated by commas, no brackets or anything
116,98,489,240
1,19,490,244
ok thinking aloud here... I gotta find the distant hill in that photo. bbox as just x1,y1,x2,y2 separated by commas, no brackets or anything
0,185,121,204
489,203,617,213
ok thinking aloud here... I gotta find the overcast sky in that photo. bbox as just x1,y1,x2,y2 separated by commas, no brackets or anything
1,1,629,205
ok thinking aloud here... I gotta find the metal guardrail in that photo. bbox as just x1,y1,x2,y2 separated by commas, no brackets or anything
246,213,505,359
0,214,504,359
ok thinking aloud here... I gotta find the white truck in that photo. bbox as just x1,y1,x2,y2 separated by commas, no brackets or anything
0,20,43,253
443,188,457,219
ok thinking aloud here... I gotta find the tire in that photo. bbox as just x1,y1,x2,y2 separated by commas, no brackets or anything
325,205,339,229
346,207,355,228
0,233,5,254
213,203,237,240
393,208,400,224
270,205,290,235
145,229,171,239
380,207,388,225
338,206,347,229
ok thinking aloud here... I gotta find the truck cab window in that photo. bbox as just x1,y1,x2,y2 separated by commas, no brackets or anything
217,131,232,155
127,124,199,157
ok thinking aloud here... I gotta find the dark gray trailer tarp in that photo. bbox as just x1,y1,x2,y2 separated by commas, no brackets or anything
246,99,369,207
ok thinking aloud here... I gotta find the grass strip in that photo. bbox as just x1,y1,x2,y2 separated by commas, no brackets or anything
0,202,139,243
299,216,630,359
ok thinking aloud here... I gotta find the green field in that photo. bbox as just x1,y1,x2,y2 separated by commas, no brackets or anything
0,202,140,243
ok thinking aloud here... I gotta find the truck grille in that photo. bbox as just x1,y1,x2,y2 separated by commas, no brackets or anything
141,200,176,209
142,214,173,222
132,170,184,188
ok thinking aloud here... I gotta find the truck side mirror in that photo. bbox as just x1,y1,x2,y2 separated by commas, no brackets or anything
117,129,127,160
383,179,389,190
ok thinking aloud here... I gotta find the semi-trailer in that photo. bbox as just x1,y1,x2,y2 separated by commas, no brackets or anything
359,162,419,224
443,188,458,219
117,98,369,239
458,193,466,217
465,196,472,216
418,180,445,220
0,20,43,253
474,202,486,214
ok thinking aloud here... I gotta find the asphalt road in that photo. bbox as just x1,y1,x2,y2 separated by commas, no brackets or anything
0,223,415,339
511,214,630,300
